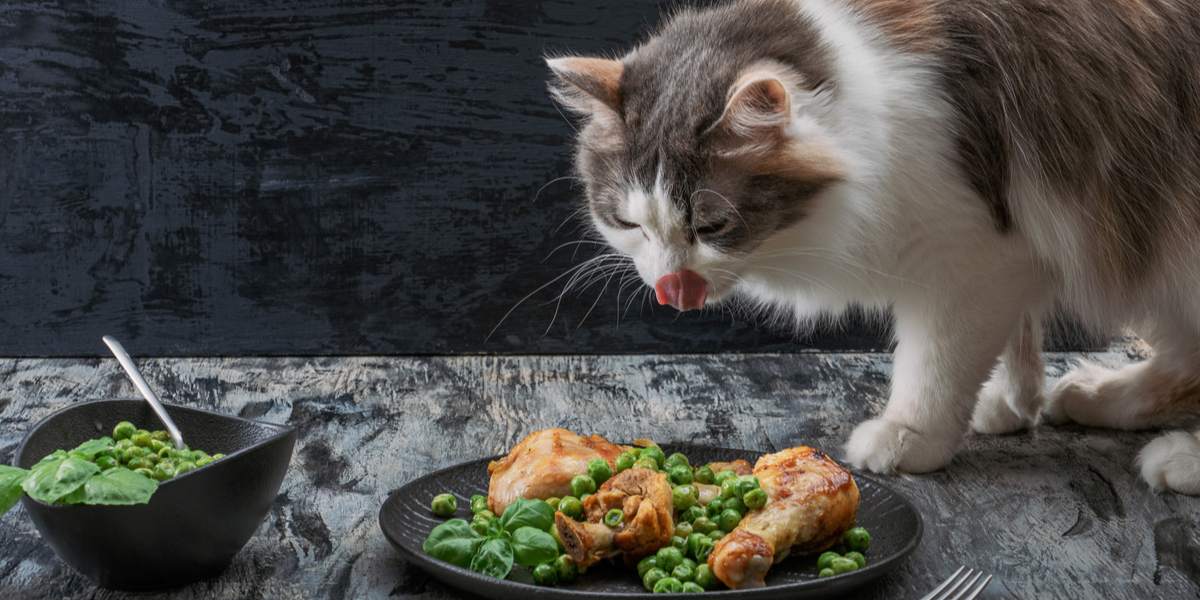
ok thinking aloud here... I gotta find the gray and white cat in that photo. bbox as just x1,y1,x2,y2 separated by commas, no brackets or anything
547,0,1200,494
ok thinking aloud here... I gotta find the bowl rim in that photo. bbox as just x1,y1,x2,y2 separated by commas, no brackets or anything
13,398,296,509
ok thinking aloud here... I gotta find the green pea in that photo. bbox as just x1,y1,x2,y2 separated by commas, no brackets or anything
680,557,697,572
707,498,724,517
633,457,659,471
156,446,174,459
817,551,841,571
830,557,858,575
845,551,866,568
694,564,716,589
115,438,133,451
723,494,746,515
664,452,690,469
718,508,743,532
714,469,737,485
113,421,136,440
671,535,687,552
475,509,496,521
121,446,146,463
692,516,717,534
468,494,487,514
843,527,871,552
671,563,694,582
674,522,693,538
668,465,693,486
672,485,697,511
569,474,597,497
720,479,740,500
637,555,659,578
143,453,159,466
430,493,457,517
127,457,153,471
694,465,715,485
175,461,196,475
587,458,613,485
134,467,155,478
95,455,118,470
131,432,153,448
604,508,624,528
743,488,768,510
688,534,714,561
196,456,213,467
470,519,490,535
152,464,175,481
532,562,557,586
680,506,706,523
653,577,683,593
211,453,226,460
559,496,584,520
150,430,170,442
554,554,577,583
655,546,684,572
681,581,704,593
546,497,561,510
616,451,638,472
819,567,835,578
736,475,760,496
149,439,167,453
640,445,666,468
643,567,668,591
708,530,725,541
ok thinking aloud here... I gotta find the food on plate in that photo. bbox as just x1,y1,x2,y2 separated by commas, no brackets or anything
486,428,623,515
0,421,226,516
555,467,674,567
422,429,868,591
709,446,860,589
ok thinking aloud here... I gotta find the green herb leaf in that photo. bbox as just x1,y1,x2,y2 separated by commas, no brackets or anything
510,526,559,567
422,519,484,568
0,465,29,515
469,538,514,579
31,450,67,469
21,456,99,504
68,437,115,461
498,498,554,533
76,467,157,505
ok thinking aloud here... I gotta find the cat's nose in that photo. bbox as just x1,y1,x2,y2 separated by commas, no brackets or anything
654,270,708,311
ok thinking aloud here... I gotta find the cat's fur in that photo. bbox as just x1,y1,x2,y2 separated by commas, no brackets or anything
547,0,1200,494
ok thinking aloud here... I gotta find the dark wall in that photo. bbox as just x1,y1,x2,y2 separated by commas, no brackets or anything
13,1,1103,357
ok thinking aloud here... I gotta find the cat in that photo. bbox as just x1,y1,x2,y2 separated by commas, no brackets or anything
546,0,1200,495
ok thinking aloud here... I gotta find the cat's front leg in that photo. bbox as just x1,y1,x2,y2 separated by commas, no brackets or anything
846,282,1030,473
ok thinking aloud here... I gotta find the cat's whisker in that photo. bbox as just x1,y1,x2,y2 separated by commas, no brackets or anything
487,256,613,342
542,239,607,263
531,176,582,205
692,188,749,230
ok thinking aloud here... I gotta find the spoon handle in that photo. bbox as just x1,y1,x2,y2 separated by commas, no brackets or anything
101,336,186,450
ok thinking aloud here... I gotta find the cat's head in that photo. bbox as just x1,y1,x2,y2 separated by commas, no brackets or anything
547,1,847,312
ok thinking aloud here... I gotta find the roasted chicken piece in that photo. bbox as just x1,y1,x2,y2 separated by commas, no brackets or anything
707,459,753,476
487,428,624,515
709,447,859,589
555,468,674,567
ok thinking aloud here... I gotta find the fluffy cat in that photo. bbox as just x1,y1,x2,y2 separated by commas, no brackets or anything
547,0,1200,494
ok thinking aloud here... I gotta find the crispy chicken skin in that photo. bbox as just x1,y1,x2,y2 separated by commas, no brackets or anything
487,428,624,515
555,468,674,567
709,447,859,589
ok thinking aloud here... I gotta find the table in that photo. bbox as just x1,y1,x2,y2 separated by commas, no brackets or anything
2,352,1197,599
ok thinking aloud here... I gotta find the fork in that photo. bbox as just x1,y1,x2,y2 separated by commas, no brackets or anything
918,566,994,600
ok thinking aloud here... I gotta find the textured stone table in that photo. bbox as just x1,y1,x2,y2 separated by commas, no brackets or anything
1,353,1198,599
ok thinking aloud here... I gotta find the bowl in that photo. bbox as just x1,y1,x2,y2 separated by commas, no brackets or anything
13,399,297,591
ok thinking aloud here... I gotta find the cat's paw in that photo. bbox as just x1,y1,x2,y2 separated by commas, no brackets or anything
1138,431,1200,496
971,376,1038,434
1042,361,1108,425
844,418,960,474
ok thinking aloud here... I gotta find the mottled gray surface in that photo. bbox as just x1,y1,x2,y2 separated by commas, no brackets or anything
1,353,1198,599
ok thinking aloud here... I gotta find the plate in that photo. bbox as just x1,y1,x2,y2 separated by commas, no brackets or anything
380,444,922,599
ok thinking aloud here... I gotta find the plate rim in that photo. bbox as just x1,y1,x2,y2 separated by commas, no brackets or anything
380,444,924,598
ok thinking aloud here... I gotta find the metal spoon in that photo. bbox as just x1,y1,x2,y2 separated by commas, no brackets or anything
101,335,185,450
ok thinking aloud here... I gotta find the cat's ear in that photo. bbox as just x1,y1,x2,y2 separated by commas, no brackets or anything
546,56,623,115
712,76,792,143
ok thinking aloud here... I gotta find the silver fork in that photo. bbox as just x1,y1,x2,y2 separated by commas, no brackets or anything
919,566,994,600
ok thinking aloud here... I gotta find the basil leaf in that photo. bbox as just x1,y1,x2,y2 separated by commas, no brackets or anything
21,456,99,504
469,538,514,579
499,498,554,533
0,465,29,515
510,526,558,567
78,467,157,505
68,437,115,461
422,519,484,568
31,450,67,469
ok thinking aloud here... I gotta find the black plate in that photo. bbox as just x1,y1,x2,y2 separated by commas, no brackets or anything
380,445,922,599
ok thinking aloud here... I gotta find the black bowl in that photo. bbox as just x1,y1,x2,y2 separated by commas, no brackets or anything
13,399,297,591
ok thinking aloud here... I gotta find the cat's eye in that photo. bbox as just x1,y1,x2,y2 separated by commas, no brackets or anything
612,216,640,230
694,219,729,237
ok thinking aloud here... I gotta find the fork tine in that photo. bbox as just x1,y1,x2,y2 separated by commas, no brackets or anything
918,566,967,600
958,574,993,600
946,571,984,600
934,568,976,600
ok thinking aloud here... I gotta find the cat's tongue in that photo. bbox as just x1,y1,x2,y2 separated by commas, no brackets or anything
655,270,708,312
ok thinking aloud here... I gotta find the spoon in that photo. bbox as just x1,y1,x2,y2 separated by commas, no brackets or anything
101,335,186,450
